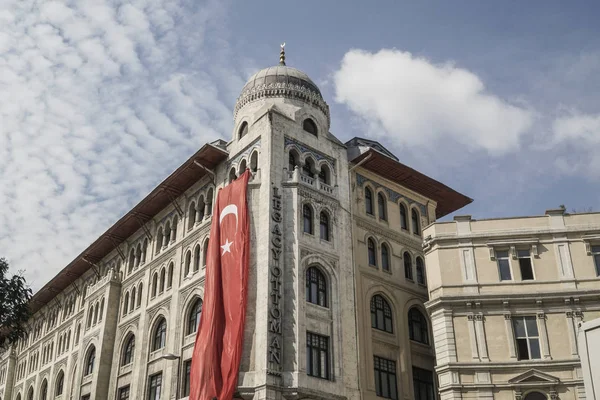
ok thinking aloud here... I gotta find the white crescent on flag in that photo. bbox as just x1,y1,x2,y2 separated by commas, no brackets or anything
219,204,238,255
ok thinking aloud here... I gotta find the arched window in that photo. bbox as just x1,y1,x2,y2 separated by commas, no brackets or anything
187,298,203,335
137,283,143,307
416,257,425,285
159,268,166,294
302,157,315,178
238,121,248,138
306,267,327,307
197,196,206,221
378,193,387,220
239,159,247,173
202,239,209,267
142,239,148,264
85,346,95,376
128,249,135,274
365,187,374,215
152,318,167,351
167,263,173,288
400,204,408,230
188,202,196,230
55,371,64,395
172,217,178,242
135,244,142,268
99,299,104,321
16,394,21,400
228,167,237,183
319,211,330,241
303,118,318,135
123,293,129,316
164,221,172,244
193,244,201,272
250,151,258,172
381,243,390,272
404,252,413,280
75,324,81,343
206,188,213,216
156,228,163,254
151,273,158,297
412,209,421,236
371,295,393,333
40,379,48,400
122,335,135,366
524,393,547,400
303,205,313,234
288,151,299,172
93,303,99,325
368,238,377,266
130,288,136,312
27,387,33,400
184,250,192,276
408,308,429,345
318,164,331,185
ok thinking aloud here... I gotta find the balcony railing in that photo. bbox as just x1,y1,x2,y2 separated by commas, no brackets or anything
285,167,337,196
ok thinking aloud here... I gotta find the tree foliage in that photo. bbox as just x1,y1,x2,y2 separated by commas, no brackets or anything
0,258,32,348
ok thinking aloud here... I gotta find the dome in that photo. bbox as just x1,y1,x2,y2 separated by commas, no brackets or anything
240,66,322,98
234,47,330,126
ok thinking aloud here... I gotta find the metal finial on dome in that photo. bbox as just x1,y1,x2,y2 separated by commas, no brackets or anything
279,42,286,66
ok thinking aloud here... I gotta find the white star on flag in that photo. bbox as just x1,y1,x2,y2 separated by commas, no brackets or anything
221,239,233,255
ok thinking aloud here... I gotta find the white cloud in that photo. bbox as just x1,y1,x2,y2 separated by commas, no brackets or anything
0,0,243,291
333,49,534,153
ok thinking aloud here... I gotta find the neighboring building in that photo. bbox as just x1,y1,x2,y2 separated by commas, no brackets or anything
578,318,600,400
423,210,600,400
0,50,470,400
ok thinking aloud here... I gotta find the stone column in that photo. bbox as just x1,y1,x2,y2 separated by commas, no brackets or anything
475,314,489,361
566,311,579,355
467,314,480,360
537,312,551,359
504,314,517,359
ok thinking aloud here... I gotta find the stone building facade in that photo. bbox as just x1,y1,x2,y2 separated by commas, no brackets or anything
423,210,600,400
0,55,470,400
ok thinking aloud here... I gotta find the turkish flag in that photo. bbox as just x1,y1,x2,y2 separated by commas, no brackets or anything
190,170,250,400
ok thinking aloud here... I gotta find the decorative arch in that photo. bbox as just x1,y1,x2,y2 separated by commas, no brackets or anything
381,242,391,272
137,282,143,307
523,391,548,400
399,201,409,231
130,287,136,312
39,378,48,400
155,227,164,254
84,344,96,376
206,187,214,216
228,167,237,183
151,273,158,297
238,158,247,174
188,201,197,229
416,257,426,285
288,146,301,173
367,237,377,267
159,267,166,293
404,251,413,281
302,156,316,178
26,387,33,400
128,248,135,273
193,244,201,272
197,195,206,221
184,250,192,277
319,210,330,241
123,292,130,316
202,238,209,267
317,161,333,185
164,220,172,244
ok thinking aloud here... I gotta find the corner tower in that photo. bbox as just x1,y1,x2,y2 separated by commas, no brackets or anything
227,46,359,400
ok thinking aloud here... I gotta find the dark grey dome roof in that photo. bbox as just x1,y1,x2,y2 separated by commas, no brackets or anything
240,66,322,98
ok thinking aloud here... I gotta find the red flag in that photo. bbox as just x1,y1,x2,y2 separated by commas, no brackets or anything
190,170,251,400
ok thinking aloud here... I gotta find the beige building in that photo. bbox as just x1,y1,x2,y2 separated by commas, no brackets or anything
423,209,600,400
0,52,470,400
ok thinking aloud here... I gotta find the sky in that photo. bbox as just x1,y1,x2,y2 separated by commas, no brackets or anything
2,0,600,290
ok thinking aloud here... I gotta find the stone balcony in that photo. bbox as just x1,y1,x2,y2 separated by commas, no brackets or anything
285,167,337,196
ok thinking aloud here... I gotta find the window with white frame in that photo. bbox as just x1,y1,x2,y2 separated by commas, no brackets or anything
592,245,600,276
513,316,541,360
517,249,534,280
496,250,512,281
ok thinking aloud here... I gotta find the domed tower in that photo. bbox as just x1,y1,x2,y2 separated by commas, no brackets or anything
227,46,359,400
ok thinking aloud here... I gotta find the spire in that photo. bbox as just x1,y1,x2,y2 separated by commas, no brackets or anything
279,42,286,66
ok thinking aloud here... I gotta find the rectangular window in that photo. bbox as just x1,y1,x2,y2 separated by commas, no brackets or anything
496,250,512,281
306,332,330,380
517,249,534,280
374,356,398,399
592,245,600,276
148,373,162,400
413,367,435,400
183,359,192,397
513,316,541,360
118,386,130,400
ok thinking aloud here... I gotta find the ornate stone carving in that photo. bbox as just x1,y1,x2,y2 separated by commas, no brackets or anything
226,138,261,170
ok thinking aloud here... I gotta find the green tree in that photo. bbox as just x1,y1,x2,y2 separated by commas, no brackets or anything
0,258,32,348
